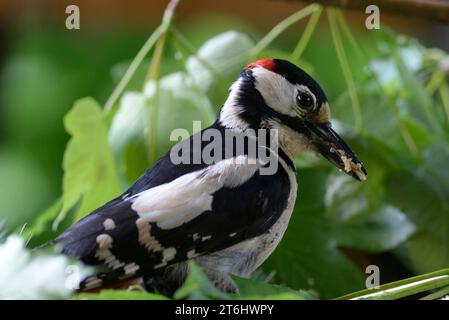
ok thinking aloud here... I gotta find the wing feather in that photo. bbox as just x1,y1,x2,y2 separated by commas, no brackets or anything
57,123,292,287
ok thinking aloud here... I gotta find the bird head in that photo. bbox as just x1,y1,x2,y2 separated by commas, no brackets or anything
219,58,367,181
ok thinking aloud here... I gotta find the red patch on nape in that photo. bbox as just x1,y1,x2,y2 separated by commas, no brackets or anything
246,58,276,71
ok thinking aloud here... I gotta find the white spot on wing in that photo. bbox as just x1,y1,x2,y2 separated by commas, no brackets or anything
201,235,212,241
84,277,103,290
95,234,125,270
135,219,180,270
103,218,116,230
136,218,163,252
154,247,177,269
96,234,112,248
124,262,140,275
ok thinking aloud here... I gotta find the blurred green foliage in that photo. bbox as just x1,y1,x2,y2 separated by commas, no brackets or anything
0,27,150,231
1,4,449,299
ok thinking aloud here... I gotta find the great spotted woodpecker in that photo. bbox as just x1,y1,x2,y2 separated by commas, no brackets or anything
56,58,366,295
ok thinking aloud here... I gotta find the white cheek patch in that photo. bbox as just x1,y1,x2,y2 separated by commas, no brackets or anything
252,67,317,118
252,67,297,117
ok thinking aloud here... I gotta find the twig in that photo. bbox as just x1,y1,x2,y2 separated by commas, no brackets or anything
145,0,180,83
103,0,180,114
103,26,162,113
291,6,323,62
337,268,449,300
277,0,449,24
328,8,363,133
143,0,181,164
251,3,321,56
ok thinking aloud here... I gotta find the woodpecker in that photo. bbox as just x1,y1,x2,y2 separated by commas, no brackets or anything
56,58,366,295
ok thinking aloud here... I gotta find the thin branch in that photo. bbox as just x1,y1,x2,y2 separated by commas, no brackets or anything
103,0,180,114
277,0,449,24
420,285,449,300
170,26,223,83
337,268,449,300
250,3,321,56
439,83,449,123
103,25,162,113
145,0,180,83
143,0,181,164
328,8,363,133
291,6,323,62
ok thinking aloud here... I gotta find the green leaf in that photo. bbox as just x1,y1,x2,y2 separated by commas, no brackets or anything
393,48,444,136
263,168,415,299
264,214,366,299
109,73,214,183
231,275,315,300
55,98,122,226
325,171,384,221
174,261,231,300
109,32,255,183
76,288,168,300
331,32,449,275
336,205,415,253
108,92,148,182
325,173,416,253
386,144,449,273
241,293,310,300
145,73,215,156
332,83,412,155
186,31,255,95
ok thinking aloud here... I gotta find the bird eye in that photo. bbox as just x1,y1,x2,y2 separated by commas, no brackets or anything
296,91,314,111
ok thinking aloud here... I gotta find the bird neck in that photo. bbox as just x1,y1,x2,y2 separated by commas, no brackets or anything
211,119,296,174
219,80,250,130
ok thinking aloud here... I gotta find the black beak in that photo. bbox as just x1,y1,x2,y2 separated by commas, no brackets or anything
305,122,367,181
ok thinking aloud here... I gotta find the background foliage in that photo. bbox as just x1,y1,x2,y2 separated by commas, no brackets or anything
0,1,448,299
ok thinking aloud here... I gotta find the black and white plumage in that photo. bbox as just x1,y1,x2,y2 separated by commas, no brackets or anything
56,59,366,295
